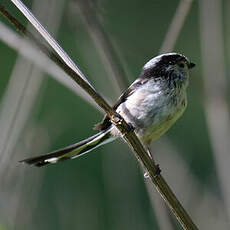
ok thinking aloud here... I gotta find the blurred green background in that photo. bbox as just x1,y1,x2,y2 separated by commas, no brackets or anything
0,0,229,229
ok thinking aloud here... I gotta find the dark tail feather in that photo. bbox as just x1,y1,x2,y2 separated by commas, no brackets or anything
20,129,114,167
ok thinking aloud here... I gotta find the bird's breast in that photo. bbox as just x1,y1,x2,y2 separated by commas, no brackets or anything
116,81,187,145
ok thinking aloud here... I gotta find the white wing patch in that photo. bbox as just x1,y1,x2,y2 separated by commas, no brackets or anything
45,157,58,164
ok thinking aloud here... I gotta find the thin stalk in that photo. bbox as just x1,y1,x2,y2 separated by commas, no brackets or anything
160,0,193,53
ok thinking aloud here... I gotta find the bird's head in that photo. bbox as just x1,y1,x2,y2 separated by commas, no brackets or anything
141,53,195,88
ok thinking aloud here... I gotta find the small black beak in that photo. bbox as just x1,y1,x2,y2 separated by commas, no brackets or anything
188,62,195,69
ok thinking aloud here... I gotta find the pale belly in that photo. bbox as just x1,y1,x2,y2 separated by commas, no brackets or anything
115,89,187,146
139,101,186,145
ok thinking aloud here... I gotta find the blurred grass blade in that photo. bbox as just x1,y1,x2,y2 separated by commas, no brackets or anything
155,138,229,229
160,0,193,53
0,21,100,111
73,0,131,95
0,0,65,227
200,0,230,225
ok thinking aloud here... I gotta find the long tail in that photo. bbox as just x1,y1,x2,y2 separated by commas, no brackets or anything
20,128,115,167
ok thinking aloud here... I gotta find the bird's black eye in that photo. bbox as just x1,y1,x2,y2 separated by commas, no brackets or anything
178,61,185,68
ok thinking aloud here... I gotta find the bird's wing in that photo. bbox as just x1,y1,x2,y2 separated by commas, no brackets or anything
94,77,149,131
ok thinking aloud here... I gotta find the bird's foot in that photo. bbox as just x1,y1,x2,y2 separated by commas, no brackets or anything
144,164,161,179
153,164,161,178
127,122,135,133
120,122,135,138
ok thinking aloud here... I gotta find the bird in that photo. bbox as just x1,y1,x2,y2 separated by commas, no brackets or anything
20,53,195,167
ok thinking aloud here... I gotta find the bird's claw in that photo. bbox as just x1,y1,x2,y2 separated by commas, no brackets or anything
154,164,161,178
144,164,161,179
127,122,135,133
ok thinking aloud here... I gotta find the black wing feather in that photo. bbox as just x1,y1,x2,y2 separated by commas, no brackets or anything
94,77,148,131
